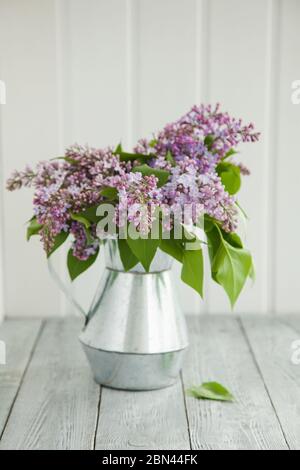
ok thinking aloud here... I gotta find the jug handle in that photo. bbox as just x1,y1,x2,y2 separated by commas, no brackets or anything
47,256,87,320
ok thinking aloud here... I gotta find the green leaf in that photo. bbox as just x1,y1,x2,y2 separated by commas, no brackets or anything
118,239,139,271
84,227,95,246
119,152,152,162
166,150,176,167
47,231,69,258
132,164,170,187
70,213,91,229
27,217,43,241
187,382,234,402
211,225,252,307
114,142,123,154
182,224,207,245
126,237,159,272
181,248,204,297
149,139,157,148
216,162,241,195
100,186,118,200
76,206,101,224
205,222,253,306
222,231,243,249
65,156,78,164
67,248,99,281
204,134,215,150
113,144,153,163
223,148,238,160
160,238,184,263
249,259,256,282
205,223,220,282
70,213,96,245
52,156,78,164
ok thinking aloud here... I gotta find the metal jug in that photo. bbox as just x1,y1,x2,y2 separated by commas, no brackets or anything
50,239,189,390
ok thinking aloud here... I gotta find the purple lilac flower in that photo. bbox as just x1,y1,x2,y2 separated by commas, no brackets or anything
135,103,259,170
109,173,163,235
70,221,99,261
162,162,238,232
6,104,259,259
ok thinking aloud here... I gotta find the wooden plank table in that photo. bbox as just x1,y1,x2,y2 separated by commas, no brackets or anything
0,315,299,450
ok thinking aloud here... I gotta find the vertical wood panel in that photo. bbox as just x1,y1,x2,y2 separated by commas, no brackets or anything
205,0,271,313
195,0,210,104
66,0,128,146
195,0,210,312
275,0,300,313
125,0,138,149
0,0,62,317
60,0,129,314
0,0,299,316
137,0,202,314
0,52,5,321
0,88,4,322
263,0,281,314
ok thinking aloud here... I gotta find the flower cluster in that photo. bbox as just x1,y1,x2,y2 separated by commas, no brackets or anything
107,172,162,235
162,164,238,232
135,103,259,169
6,104,259,261
7,147,121,256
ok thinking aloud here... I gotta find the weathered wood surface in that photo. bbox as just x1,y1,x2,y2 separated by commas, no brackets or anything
95,382,190,450
0,315,299,450
0,320,42,439
0,320,100,450
241,315,300,450
182,316,288,450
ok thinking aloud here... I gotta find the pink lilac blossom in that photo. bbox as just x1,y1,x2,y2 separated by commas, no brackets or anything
7,146,126,254
162,160,238,232
6,104,259,260
135,103,259,172
70,221,99,261
107,172,162,234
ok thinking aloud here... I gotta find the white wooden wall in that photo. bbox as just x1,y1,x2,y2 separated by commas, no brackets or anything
0,0,299,319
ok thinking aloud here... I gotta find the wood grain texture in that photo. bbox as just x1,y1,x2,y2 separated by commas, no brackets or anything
95,382,190,450
0,319,100,450
182,315,288,450
2,316,300,450
0,320,42,438
241,315,300,450
279,314,300,335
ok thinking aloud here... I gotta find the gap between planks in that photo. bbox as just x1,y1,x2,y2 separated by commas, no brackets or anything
240,314,300,450
0,319,44,441
1,315,299,450
0,319,100,450
182,315,289,450
238,317,290,450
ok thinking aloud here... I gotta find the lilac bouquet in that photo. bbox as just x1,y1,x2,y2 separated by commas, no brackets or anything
7,104,259,306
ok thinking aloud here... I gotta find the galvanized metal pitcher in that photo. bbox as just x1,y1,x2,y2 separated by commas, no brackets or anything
79,240,188,390
49,239,188,390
